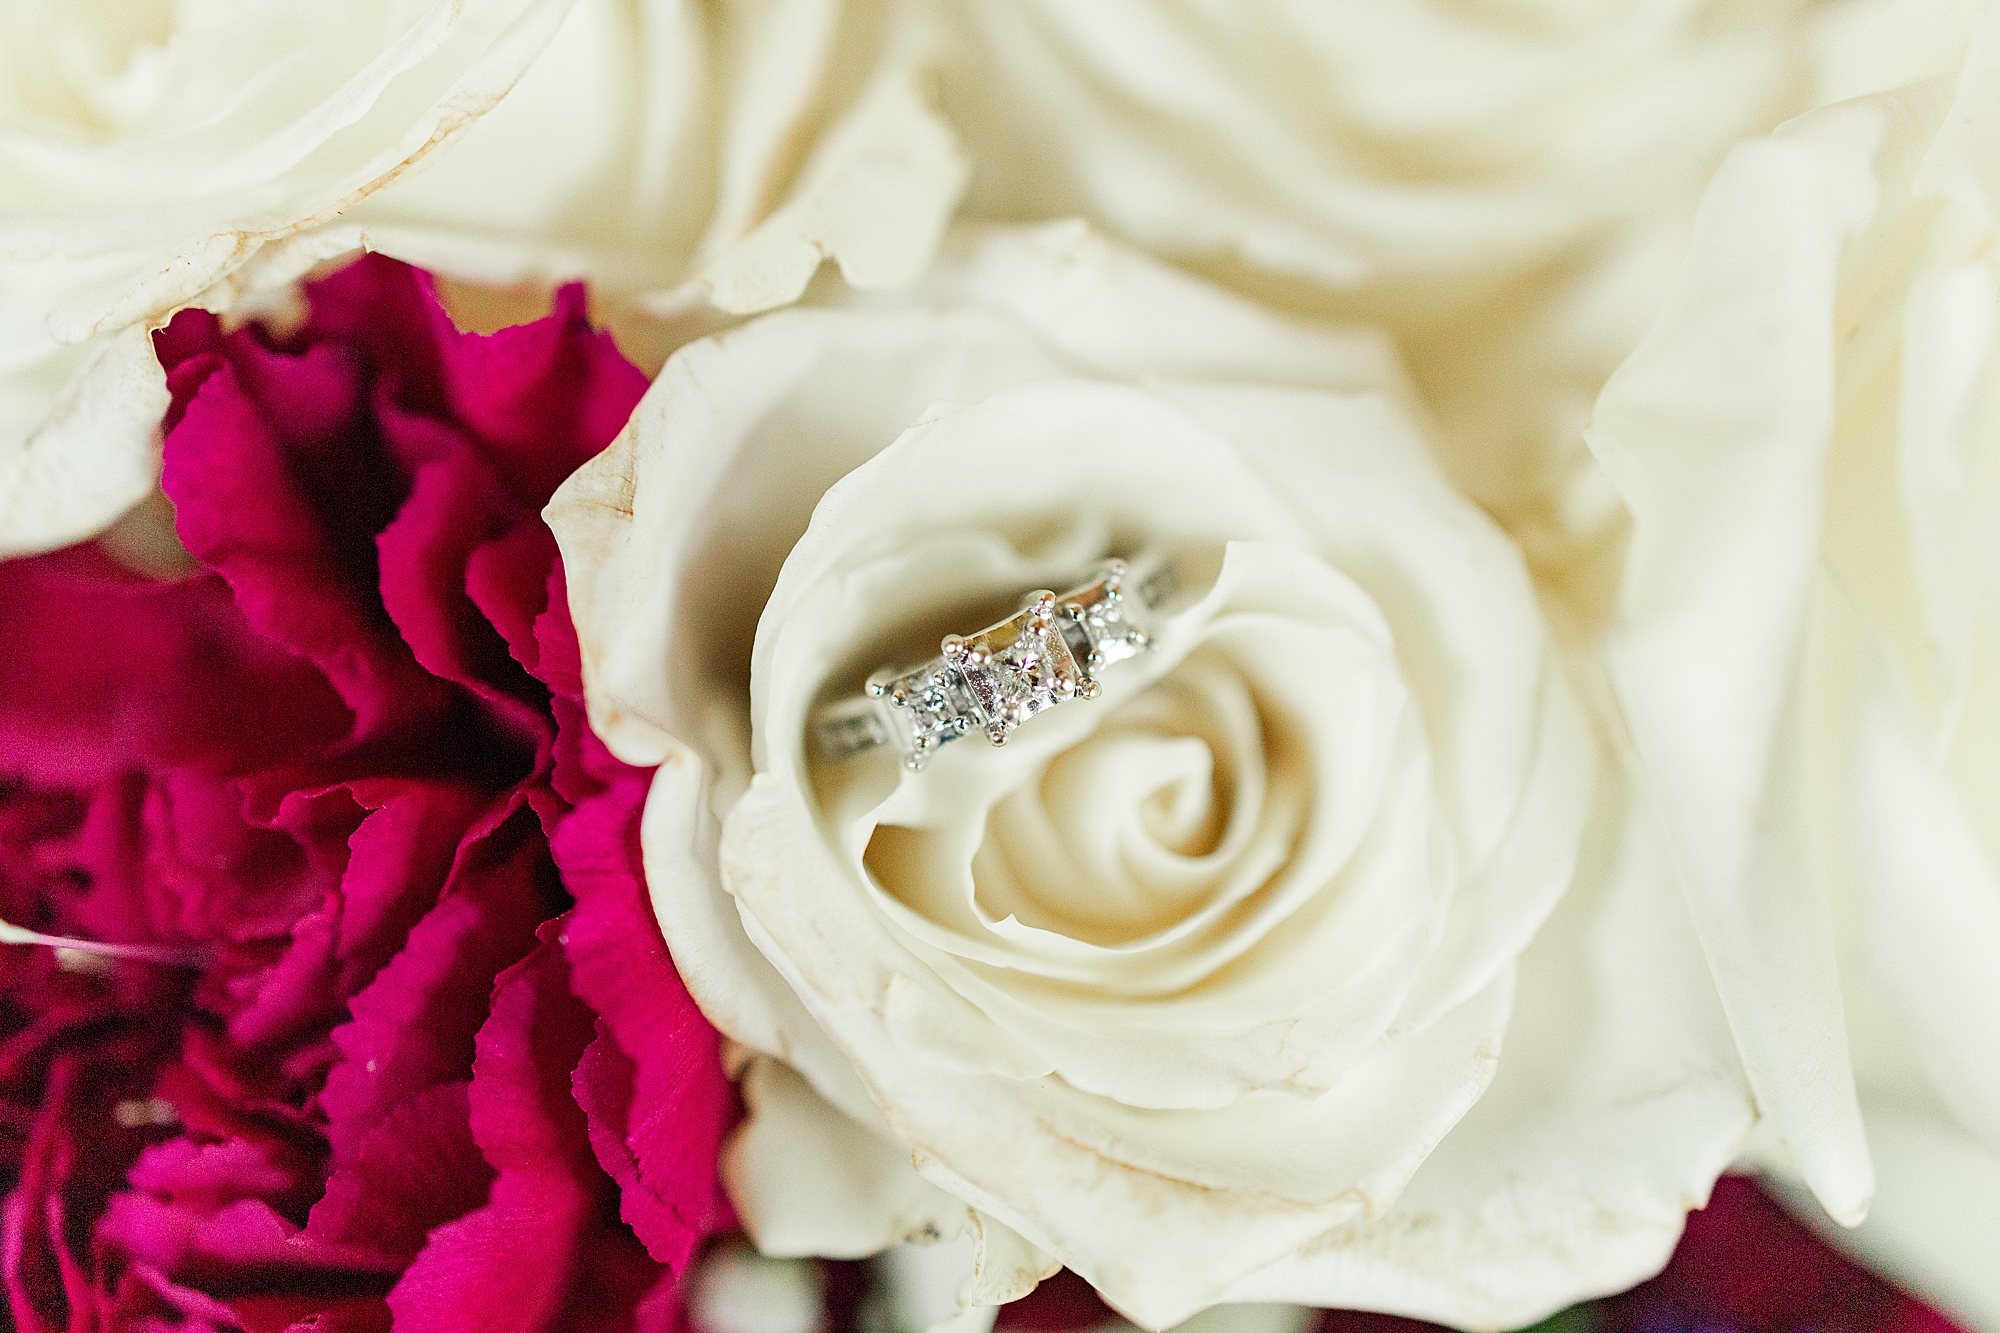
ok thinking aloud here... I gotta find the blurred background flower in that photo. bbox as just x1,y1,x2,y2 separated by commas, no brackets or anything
0,0,967,560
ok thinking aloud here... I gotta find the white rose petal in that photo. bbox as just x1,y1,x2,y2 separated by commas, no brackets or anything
1588,7,2000,1322
688,1239,823,1333
938,0,1799,295
1223,737,1753,1322
0,0,967,555
726,1054,966,1259
0,0,576,549
550,224,1754,1328
930,0,1819,543
0,325,166,557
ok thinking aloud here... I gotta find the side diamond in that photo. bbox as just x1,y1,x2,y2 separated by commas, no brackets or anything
1058,560,1153,683
869,663,976,769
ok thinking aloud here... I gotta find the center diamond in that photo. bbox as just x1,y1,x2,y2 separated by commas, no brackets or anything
942,592,1088,746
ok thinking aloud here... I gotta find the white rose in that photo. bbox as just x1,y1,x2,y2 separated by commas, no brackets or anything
549,224,1758,1329
0,0,965,556
927,0,1828,533
1587,11,2000,1328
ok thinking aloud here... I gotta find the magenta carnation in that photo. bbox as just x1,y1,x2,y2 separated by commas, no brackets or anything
0,255,735,1333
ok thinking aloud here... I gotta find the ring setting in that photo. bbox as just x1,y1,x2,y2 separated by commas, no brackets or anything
815,558,1174,769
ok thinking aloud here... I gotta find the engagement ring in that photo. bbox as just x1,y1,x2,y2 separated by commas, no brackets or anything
814,558,1177,769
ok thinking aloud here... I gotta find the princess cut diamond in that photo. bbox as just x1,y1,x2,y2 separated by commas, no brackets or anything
868,662,976,769
1057,559,1154,682
815,557,1177,769
942,592,1087,746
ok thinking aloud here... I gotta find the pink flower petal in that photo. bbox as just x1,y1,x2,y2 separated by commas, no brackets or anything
556,777,735,1269
389,933,683,1332
320,804,554,1171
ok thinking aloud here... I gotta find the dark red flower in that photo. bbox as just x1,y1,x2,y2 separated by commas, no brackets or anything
0,255,735,1332
1594,1176,1966,1333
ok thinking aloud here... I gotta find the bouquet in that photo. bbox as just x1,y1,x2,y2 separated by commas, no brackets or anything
0,2,1994,1331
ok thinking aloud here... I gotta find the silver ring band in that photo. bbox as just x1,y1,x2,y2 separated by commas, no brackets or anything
815,558,1177,769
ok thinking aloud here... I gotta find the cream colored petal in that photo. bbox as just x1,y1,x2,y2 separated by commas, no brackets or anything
727,733,1512,1323
193,0,478,193
920,223,1403,398
877,1213,1061,1322
38,0,581,341
641,745,884,1132
963,1213,1061,1306
1833,1098,2000,1333
874,1228,1067,1333
1165,382,1571,875
697,44,968,313
727,1056,966,1259
546,303,1069,778
1890,260,1995,739
1849,658,2000,1153
1223,733,1754,1325
688,1241,824,1333
1581,89,1945,1224
874,1233,986,1333
0,327,166,557
693,0,845,261
1913,8,2000,232
335,0,712,292
1159,383,1595,1029
1810,0,1985,105
1171,1308,1311,1333
875,974,1512,1332
939,0,1800,295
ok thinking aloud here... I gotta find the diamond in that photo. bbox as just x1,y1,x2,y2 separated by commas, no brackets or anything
869,663,977,769
1057,560,1153,685
813,705,889,761
818,559,1175,769
942,591,1087,746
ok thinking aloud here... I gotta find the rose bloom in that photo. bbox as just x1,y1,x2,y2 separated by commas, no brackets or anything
927,0,1811,542
1586,15,2000,1331
1,0,966,561
925,0,1994,592
549,223,1762,1330
0,254,735,1330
